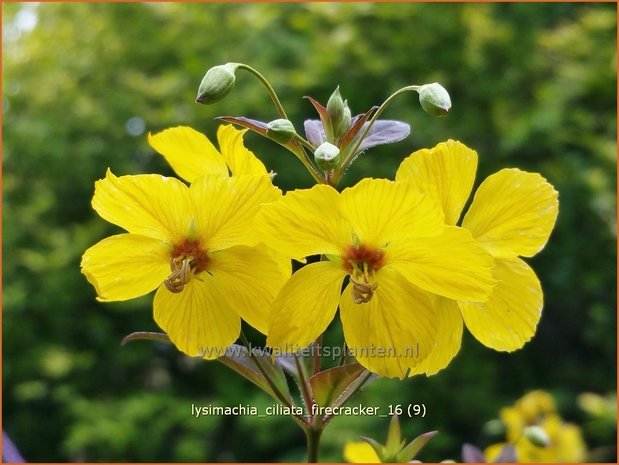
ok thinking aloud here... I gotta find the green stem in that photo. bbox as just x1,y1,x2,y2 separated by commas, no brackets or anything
237,63,289,120
304,427,323,463
294,353,314,415
289,141,325,184
333,85,421,184
312,334,323,376
239,332,307,427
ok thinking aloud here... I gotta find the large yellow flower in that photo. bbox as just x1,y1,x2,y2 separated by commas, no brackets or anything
81,125,288,358
396,140,559,375
255,178,495,378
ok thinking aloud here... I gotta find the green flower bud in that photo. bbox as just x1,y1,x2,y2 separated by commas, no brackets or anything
196,63,239,104
326,86,351,140
266,119,297,144
523,425,551,448
314,142,340,170
417,82,451,117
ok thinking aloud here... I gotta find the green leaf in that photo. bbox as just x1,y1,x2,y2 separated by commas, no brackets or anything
384,415,402,459
218,344,291,403
360,436,385,463
309,363,366,407
397,430,438,462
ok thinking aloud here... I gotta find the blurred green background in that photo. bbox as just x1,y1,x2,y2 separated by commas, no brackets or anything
3,2,616,462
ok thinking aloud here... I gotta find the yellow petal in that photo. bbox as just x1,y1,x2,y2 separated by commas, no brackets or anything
255,184,352,261
409,296,463,376
148,126,229,182
343,442,380,463
267,260,347,353
81,234,170,301
190,175,281,251
386,226,496,302
217,124,268,176
153,277,240,358
208,245,290,334
462,168,559,259
92,170,194,243
459,257,543,351
396,140,478,225
339,178,444,248
339,267,437,379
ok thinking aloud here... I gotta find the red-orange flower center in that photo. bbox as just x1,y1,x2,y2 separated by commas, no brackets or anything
164,239,210,293
343,244,385,304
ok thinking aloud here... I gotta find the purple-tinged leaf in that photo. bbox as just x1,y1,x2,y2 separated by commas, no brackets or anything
121,331,171,345
398,431,438,462
494,444,517,463
304,96,332,136
462,443,486,463
216,116,269,136
339,106,378,151
219,344,291,403
309,363,366,407
303,119,326,147
357,120,410,152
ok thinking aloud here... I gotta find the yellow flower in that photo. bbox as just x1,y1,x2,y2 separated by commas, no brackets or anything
81,170,288,358
486,391,587,462
255,178,495,378
344,441,380,463
147,124,269,181
396,140,559,375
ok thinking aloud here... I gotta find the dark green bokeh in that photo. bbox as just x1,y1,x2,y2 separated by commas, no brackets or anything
3,2,616,462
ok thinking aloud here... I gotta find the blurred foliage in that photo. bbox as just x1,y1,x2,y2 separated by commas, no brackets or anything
2,2,616,462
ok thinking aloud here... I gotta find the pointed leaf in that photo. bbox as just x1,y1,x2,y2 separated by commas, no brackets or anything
121,331,172,345
357,120,410,152
397,430,438,462
494,444,516,463
275,342,314,376
303,119,326,147
340,106,378,151
461,443,486,463
360,436,385,463
218,344,291,402
216,116,269,136
384,415,402,459
309,363,366,407
304,96,332,139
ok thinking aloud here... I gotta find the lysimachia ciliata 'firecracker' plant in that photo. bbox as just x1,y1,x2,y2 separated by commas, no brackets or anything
81,62,558,462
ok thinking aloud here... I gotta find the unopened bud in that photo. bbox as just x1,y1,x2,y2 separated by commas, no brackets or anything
314,142,340,170
418,83,451,117
326,86,351,140
523,425,550,448
196,63,239,104
266,119,297,144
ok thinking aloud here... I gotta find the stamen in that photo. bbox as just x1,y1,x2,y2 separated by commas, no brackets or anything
164,256,194,293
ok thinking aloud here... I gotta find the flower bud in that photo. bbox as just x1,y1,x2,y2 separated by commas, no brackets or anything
314,142,340,170
417,82,451,117
266,119,297,144
326,86,351,140
196,63,239,104
523,425,551,448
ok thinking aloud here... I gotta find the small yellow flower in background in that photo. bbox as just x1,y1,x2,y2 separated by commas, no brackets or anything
344,441,381,463
396,140,559,375
485,390,587,462
81,168,288,360
148,124,269,181
255,178,495,378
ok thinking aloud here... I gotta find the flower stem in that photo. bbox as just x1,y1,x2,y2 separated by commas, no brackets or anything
237,63,289,120
304,427,323,463
239,331,307,427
